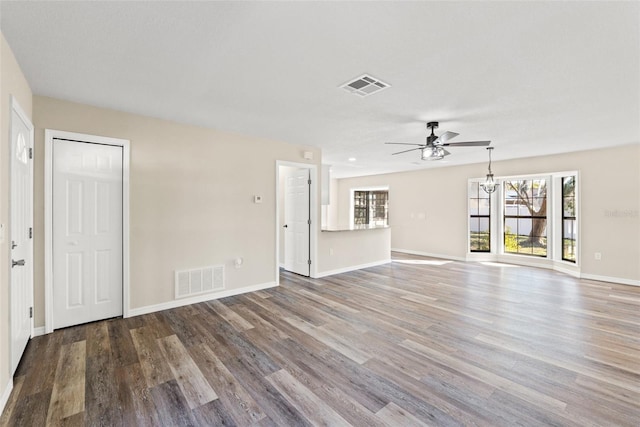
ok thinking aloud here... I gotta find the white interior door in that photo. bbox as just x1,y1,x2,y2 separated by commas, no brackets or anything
284,168,310,276
10,99,34,374
53,139,123,329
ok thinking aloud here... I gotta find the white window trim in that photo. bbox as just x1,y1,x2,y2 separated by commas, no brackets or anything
467,171,580,276
349,186,389,228
466,179,494,260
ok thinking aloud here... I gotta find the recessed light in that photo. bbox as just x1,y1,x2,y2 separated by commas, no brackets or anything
348,157,357,162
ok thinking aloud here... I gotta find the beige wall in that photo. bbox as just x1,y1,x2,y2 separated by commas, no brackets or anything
1,33,33,405
335,144,640,282
317,228,391,274
33,96,320,323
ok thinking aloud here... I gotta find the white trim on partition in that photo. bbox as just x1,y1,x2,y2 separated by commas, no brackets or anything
128,282,277,317
315,259,391,278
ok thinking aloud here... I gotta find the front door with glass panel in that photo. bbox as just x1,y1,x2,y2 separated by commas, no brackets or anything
10,100,34,374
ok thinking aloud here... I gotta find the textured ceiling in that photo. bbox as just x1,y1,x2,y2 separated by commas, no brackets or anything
1,1,638,178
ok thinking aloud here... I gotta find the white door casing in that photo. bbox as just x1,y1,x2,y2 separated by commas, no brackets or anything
45,130,130,333
284,168,310,276
10,97,34,374
52,139,123,329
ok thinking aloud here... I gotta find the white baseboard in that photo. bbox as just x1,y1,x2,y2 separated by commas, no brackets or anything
393,247,639,287
391,248,466,262
127,281,278,317
465,252,497,262
0,380,12,419
496,254,553,270
32,326,46,337
581,273,640,287
314,259,391,278
553,261,581,278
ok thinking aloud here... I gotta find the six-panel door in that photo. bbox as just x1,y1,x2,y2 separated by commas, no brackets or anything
53,139,123,329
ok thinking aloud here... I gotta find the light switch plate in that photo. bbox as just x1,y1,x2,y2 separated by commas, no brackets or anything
254,195,263,204
0,223,5,243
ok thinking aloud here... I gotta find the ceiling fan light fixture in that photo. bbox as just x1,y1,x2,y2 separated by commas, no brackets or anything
481,147,498,194
421,146,444,161
387,121,490,160
432,146,445,160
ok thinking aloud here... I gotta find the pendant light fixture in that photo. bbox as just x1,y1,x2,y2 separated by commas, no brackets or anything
481,147,498,194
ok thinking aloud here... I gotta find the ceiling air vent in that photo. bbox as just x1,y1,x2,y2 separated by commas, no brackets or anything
340,74,390,97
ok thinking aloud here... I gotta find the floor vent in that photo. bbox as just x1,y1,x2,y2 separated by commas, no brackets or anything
340,73,390,97
175,265,225,299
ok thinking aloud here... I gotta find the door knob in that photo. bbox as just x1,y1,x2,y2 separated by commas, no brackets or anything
12,259,25,268
11,241,17,249
283,224,288,228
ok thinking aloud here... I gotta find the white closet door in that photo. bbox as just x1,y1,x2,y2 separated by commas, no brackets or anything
284,168,310,276
53,139,123,329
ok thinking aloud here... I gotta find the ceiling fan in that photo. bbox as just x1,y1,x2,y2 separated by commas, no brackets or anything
386,121,491,160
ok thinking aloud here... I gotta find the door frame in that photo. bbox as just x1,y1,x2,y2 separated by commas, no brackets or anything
275,161,318,283
44,129,131,333
9,96,34,373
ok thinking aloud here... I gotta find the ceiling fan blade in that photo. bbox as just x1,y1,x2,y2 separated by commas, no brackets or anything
391,147,423,155
441,140,491,147
385,142,424,146
433,131,459,145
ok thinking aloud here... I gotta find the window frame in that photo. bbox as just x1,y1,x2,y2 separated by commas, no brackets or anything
503,177,549,258
561,175,577,263
468,171,579,269
468,181,491,253
350,187,389,227
353,190,370,225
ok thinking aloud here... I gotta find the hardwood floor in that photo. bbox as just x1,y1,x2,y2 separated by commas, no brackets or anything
2,253,639,426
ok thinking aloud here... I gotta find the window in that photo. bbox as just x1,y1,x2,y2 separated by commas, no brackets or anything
353,190,388,226
562,176,576,262
469,181,490,252
504,178,547,257
469,173,578,264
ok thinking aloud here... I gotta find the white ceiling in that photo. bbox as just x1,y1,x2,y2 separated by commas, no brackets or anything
1,1,638,178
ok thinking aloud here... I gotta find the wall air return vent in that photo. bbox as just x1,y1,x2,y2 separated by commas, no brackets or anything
340,74,390,97
175,265,225,299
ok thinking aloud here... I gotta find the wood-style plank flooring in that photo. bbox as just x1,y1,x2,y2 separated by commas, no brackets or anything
2,253,639,426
